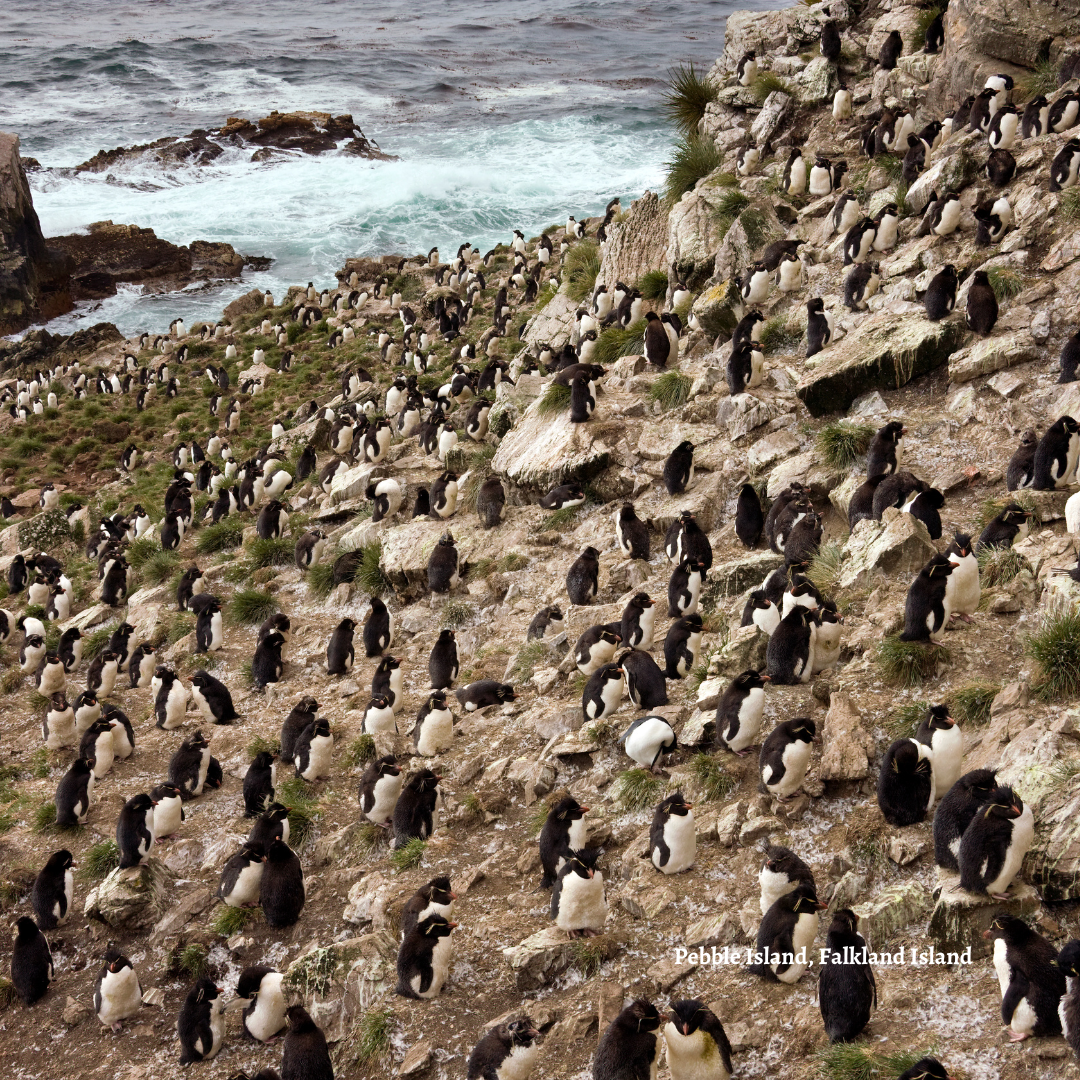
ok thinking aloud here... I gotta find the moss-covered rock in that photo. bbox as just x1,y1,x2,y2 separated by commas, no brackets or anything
18,507,71,551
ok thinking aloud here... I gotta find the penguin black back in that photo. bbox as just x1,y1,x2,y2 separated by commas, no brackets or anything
933,767,997,870
736,483,764,548
281,1005,333,1080
261,837,305,927
593,999,661,1080
819,908,876,1042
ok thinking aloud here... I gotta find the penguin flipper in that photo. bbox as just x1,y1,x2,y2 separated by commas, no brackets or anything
1001,967,1030,1027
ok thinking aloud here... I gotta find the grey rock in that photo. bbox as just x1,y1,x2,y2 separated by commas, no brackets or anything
83,858,175,931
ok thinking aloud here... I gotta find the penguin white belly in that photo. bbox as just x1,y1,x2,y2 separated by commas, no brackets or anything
753,605,780,636
44,712,77,749
163,684,188,728
759,868,795,915
773,739,812,797
664,1026,730,1080
636,605,656,650
928,593,954,642
154,796,183,837
993,938,1035,1033
797,631,816,683
1066,433,1080,485
1061,977,1076,1039
209,612,223,651
986,805,1034,896
947,556,980,614
245,973,286,1041
776,911,818,983
300,733,333,779
1067,490,1080,535
368,773,403,823
205,1000,225,1058
225,861,264,907
97,965,142,1026
929,725,963,798
625,720,671,768
413,933,453,998
653,811,696,874
61,868,73,923
811,623,841,672
91,738,115,779
566,816,588,853
365,706,396,733
725,689,764,753
556,873,608,933
497,1041,539,1080
416,710,454,756
591,677,623,720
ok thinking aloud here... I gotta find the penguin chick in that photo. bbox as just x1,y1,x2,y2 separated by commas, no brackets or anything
467,1018,541,1080
594,1000,662,1080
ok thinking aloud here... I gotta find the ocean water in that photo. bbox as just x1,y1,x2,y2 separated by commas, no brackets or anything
3,0,777,335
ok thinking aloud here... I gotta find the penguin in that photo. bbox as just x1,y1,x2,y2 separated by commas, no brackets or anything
151,781,185,839
749,882,824,983
178,978,225,1065
766,607,815,684
731,484,764,550
977,501,1032,550
805,298,833,358
294,529,327,571
566,545,600,605
294,717,333,780
19,632,45,675
902,487,944,540
819,909,877,1042
427,531,460,593
985,147,1016,187
323,617,356,676
94,948,143,1031
914,705,961,804
759,844,816,914
575,625,622,676
922,263,958,322
551,848,607,936
924,192,962,239
620,715,677,772
759,717,815,800
539,482,585,511
87,649,120,698
261,837,305,927
726,340,764,394
988,104,1019,151
650,791,695,874
362,694,396,734
256,500,288,540
116,792,157,869
176,566,205,610
959,784,1033,898
1060,332,1080,384
877,738,935,825
128,642,156,688
968,87,997,132
41,692,75,750
900,553,954,641
717,669,770,755
782,149,806,196
662,1000,731,1080
539,796,590,888
81,719,115,779
965,269,998,335
643,311,670,368
467,1018,541,1080
218,842,266,908
820,19,842,62
1051,138,1080,191
248,804,290,850
901,134,927,183
359,755,403,827
31,849,73,930
985,915,1065,1041
1034,416,1080,489
455,680,517,710
844,261,880,311
396,913,456,999
736,49,757,86
810,606,843,672
190,668,239,725
7,553,27,594
393,768,442,846
476,476,505,528
55,757,95,826
933,768,997,871
740,261,772,304
154,665,189,729
242,752,277,818
169,730,211,799
412,690,453,757
194,598,223,654
429,470,461,517
1021,94,1051,139
614,503,650,560
843,217,877,265
736,143,760,176
660,613,701,682
975,195,1013,244
582,662,624,723
35,652,65,696
10,916,53,1006
371,655,404,714
923,9,944,52
878,28,902,68
866,420,905,477
1008,429,1039,489
527,606,565,642
1059,941,1080,1058
784,510,822,566
1049,91,1080,133
281,696,320,761
668,557,704,617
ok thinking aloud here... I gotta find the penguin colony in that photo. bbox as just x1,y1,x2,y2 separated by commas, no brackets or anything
5,17,1080,1080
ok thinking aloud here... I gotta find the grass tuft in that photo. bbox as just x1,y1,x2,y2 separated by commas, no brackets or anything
585,716,620,745
0,976,16,1010
1,668,23,694
276,776,321,849
390,837,427,872
1017,57,1058,100
195,518,245,555
875,635,950,688
229,588,279,625
354,1008,395,1063
140,549,180,586
712,189,751,238
564,241,602,304
178,943,210,980
751,71,796,104
509,640,550,684
816,421,875,470
81,622,117,662
594,320,646,366
815,1044,930,1080
612,768,666,812
1027,602,1080,701
306,560,337,599
978,546,1029,588
884,700,929,739
536,382,572,418
243,537,295,570
212,904,258,936
951,682,1000,726
441,599,474,628
759,314,804,353
33,800,60,833
572,939,608,977
662,62,719,137
987,266,1024,301
664,134,724,203
639,269,669,301
341,735,377,767
692,753,737,802
646,371,693,411
80,840,120,880
805,543,845,597
355,823,387,858
357,541,393,596
529,800,552,836
911,6,943,50
1061,188,1080,225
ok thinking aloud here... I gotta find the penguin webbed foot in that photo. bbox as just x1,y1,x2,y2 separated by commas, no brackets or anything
111,1021,124,1033
990,891,1012,901
1007,1029,1030,1042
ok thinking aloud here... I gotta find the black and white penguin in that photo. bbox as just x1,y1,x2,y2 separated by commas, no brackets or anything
11,916,53,1006
668,557,704,617
81,718,115,779
759,844,815,914
281,696,320,761
538,482,585,510
766,607,814,685
663,613,703,679
455,680,517,710
476,476,505,527
819,908,877,1042
396,913,456,999
614,503,650,560
877,739,935,826
87,648,120,697
551,848,607,936
820,18,842,62
31,849,73,930
568,373,595,423
393,768,442,846
844,261,880,311
663,440,695,495
1051,138,1080,191
843,217,877,265
1058,941,1080,1058
661,1000,731,1080
666,510,713,569
917,703,962,798
933,767,997,871
55,757,95,826
194,597,223,654
582,662,624,722
977,501,1032,549
974,195,1013,244
782,148,806,196
759,718,815,800
218,842,266,908
294,529,327,570
903,487,945,540
1060,333,1080,384
865,421,906,478
294,717,333,780
178,978,225,1065
358,755,403,828
94,948,143,1031
958,784,1033,898
575,625,622,676
154,664,188,729
749,881,824,983
56,626,81,673
190,668,239,725
900,553,953,641
42,692,75,750
176,566,205,611
117,792,157,869
966,269,998,334
805,298,833,358
620,715,677,772
539,796,590,888
643,311,670,368
985,148,1016,187
243,752,277,817
1034,416,1080,489
35,652,65,697
326,617,356,675
566,545,600,605
717,669,769,755
126,641,155,689
1050,91,1080,133
371,654,404,713
736,143,761,176
422,629,458,691
169,730,211,799
427,531,460,593
151,781,184,839
968,87,997,132
650,791,695,874
278,1005,333,1080
594,1000,661,1080
18,632,44,676
248,803,290,850
362,694,396,734
362,596,394,658
726,340,764,394
413,691,454,757
467,1018,541,1080
922,263,958,321
261,836,305,927
984,915,1065,1041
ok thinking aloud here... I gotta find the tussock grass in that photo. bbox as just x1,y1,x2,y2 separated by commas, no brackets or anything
739,206,769,249
390,837,427,872
178,943,209,979
80,840,120,880
815,1044,929,1080
341,735,377,767
461,791,484,820
1049,759,1080,788
692,753,737,802
951,682,1000,726
594,320,647,366
509,640,550,683
664,135,724,203
355,823,387,858
536,382,572,417
647,371,693,412
816,420,875,470
662,62,719,137
613,768,666,811
572,939,608,977
499,552,529,572
357,541,393,596
686,662,710,694
126,537,163,569
243,537,294,570
639,269,669,301
1027,603,1080,701
140,549,180,586
441,599,474,628
81,622,117,662
212,904,258,936
529,800,552,836
196,518,245,555
586,716,620,745
354,1008,395,1063
875,635,950,687
542,504,585,532
1017,57,1058,100
229,588,279,625
1061,189,1080,225
849,834,888,874
712,189,751,238
751,71,796,104
978,546,1029,587
306,560,337,598
805,543,845,597
564,241,602,303
246,734,281,758
1,668,23,694
276,776,321,848
987,266,1024,301
876,154,905,183
884,700,929,739
759,314,804,353
0,975,17,1010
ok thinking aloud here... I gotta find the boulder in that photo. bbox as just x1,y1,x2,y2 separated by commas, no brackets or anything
691,278,743,341
522,289,577,350
1028,770,1080,901
667,183,727,289
836,509,938,590
750,90,794,145
796,307,967,417
503,928,620,990
84,859,175,931
18,507,71,551
715,390,786,440
342,872,408,928
597,191,669,291
711,624,769,678
817,692,873,782
707,552,783,598
766,448,843,499
746,430,800,471
948,329,1040,383
927,873,1039,960
223,288,266,323
852,880,932,951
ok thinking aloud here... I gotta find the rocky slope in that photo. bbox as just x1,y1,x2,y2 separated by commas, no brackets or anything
3,2,1080,1079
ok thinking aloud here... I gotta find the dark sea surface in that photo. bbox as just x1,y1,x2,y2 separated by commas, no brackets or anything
2,0,777,333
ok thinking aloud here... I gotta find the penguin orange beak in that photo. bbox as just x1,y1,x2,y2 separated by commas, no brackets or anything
761,675,771,681
448,921,459,929
110,962,119,973
945,716,956,726
579,806,590,813
683,1022,690,1035
816,899,828,910
684,802,694,809
981,929,993,939
448,891,457,901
